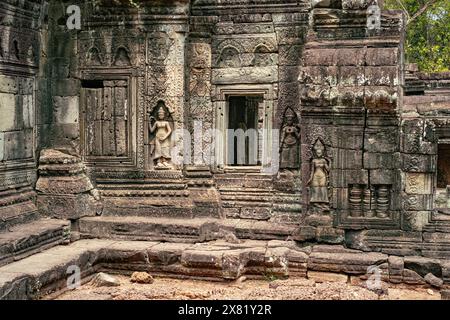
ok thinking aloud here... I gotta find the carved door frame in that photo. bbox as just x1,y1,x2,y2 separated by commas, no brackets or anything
212,84,275,173
79,70,138,169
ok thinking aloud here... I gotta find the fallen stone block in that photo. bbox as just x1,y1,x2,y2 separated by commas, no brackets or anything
91,273,120,287
424,273,443,288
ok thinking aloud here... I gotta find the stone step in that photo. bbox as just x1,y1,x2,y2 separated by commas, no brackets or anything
219,188,273,193
5,240,446,299
273,203,303,212
0,202,39,233
0,187,39,232
221,194,273,202
98,183,187,190
270,212,302,224
79,216,297,243
100,189,190,197
100,197,196,218
222,201,272,208
0,218,70,267
215,174,273,189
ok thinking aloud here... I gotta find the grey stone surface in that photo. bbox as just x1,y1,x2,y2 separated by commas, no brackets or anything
0,0,449,294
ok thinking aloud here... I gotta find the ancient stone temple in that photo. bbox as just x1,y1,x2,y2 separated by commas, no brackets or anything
1,0,450,299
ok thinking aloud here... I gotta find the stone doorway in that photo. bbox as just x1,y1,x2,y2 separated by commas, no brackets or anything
226,95,262,167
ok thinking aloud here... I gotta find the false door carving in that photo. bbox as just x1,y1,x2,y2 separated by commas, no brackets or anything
81,79,135,167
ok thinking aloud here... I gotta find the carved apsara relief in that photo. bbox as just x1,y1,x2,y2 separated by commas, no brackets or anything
307,139,331,213
279,107,300,169
148,101,174,170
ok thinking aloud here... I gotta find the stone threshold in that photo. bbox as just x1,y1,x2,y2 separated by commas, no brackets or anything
1,239,449,300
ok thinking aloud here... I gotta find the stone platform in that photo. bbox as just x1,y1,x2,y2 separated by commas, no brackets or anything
1,239,449,300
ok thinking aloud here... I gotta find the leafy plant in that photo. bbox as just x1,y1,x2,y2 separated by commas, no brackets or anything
384,0,450,72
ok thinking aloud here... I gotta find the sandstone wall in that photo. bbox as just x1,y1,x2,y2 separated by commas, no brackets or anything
0,0,48,230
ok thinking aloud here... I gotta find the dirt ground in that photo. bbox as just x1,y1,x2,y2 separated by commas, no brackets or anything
53,274,442,300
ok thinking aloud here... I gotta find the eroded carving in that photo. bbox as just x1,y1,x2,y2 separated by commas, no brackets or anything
148,101,174,170
307,139,330,213
217,46,241,68
280,107,300,169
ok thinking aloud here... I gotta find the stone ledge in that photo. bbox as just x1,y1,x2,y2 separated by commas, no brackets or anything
0,219,70,268
1,239,449,300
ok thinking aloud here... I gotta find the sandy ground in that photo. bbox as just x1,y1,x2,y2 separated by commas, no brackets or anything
53,275,442,300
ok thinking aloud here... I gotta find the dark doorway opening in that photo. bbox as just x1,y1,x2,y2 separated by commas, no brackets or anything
437,144,450,188
227,96,262,166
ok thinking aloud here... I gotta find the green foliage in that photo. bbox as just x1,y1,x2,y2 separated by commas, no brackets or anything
384,0,450,72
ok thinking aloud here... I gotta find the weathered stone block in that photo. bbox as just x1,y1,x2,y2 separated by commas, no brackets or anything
331,169,368,188
345,230,422,255
365,66,399,86
403,269,426,285
402,154,436,173
278,66,299,83
388,256,404,284
329,128,364,149
338,66,365,86
402,134,435,154
181,250,223,269
278,44,303,66
402,211,429,231
424,273,443,288
336,48,365,66
147,243,191,265
331,85,365,107
212,66,278,84
308,249,387,275
3,130,33,161
0,273,28,300
22,95,34,128
402,118,423,135
0,93,18,131
222,250,244,279
0,75,18,94
365,86,398,111
405,173,433,194
342,0,372,9
302,48,336,66
364,128,399,153
316,227,345,244
364,152,400,169
18,78,33,95
37,194,97,220
402,194,433,211
0,132,4,161
53,96,79,124
300,66,338,86
404,256,442,278
369,169,397,185
365,48,398,66
52,79,80,97
331,148,363,169
292,226,316,242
